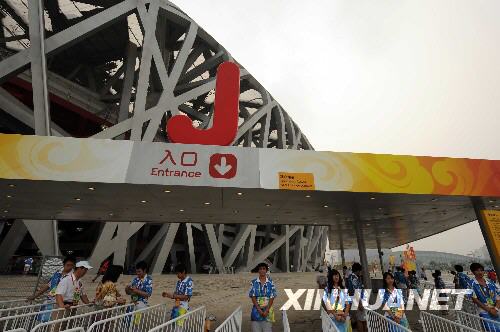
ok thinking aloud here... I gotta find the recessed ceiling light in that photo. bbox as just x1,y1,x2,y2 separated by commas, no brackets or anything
6,195,12,198
494,205,500,208
88,187,95,191
140,200,147,203
382,231,386,234
236,192,243,196
323,205,328,208
76,227,83,232
179,209,184,212
3,210,8,213
366,223,371,226
164,190,171,193
8,184,15,187
305,195,311,198
335,213,340,216
370,197,375,200
265,203,271,207
204,202,211,205
109,213,114,216
488,200,495,203
233,210,239,214
378,207,383,211
74,198,81,201
313,222,318,225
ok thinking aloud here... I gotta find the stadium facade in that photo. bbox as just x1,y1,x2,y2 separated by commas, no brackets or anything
0,0,327,273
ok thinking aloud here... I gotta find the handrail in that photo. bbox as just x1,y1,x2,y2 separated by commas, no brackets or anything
215,306,241,332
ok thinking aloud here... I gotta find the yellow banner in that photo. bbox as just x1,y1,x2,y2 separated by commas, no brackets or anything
481,210,500,263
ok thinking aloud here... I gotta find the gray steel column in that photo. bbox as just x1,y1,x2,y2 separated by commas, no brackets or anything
338,224,346,267
376,236,384,276
353,203,372,289
471,197,500,277
28,0,51,135
0,220,28,269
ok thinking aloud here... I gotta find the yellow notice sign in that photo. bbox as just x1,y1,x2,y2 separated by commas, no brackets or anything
481,210,500,261
279,172,315,190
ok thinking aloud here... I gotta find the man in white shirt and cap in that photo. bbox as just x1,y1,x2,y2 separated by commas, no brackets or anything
55,261,92,309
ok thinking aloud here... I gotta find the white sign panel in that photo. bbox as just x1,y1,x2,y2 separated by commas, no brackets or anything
126,142,260,188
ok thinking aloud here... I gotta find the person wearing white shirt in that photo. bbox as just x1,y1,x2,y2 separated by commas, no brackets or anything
55,261,92,309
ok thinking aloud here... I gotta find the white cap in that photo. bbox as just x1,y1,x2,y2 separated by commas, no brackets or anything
76,261,93,269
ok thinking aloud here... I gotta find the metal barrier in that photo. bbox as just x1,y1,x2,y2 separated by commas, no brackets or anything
0,301,26,311
31,304,132,332
0,303,56,319
214,307,241,332
366,309,411,332
0,304,92,332
420,311,477,332
148,306,205,332
320,307,340,332
282,310,290,332
87,304,170,332
456,310,500,332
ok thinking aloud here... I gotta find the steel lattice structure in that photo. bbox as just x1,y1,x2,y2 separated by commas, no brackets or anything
0,0,327,273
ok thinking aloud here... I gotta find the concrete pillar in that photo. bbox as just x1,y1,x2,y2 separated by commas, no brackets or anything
353,205,372,289
471,197,500,277
0,220,27,268
23,220,60,256
280,225,290,272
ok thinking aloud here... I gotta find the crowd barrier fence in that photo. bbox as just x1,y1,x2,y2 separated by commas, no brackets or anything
320,307,340,332
147,306,205,332
282,310,290,332
0,304,92,332
87,304,169,332
366,309,411,332
31,303,132,332
214,307,241,332
420,311,477,332
456,310,500,332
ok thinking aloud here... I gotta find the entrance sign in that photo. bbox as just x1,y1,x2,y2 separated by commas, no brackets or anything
167,62,240,146
480,210,500,264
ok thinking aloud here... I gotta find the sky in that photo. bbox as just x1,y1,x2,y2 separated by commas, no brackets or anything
175,0,500,255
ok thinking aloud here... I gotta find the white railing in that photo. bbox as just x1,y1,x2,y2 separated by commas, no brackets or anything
320,307,340,332
282,310,290,332
420,311,477,332
148,306,206,332
31,303,132,332
0,304,91,332
366,309,411,332
0,303,56,319
456,310,500,332
87,304,170,332
0,301,27,311
215,307,241,332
